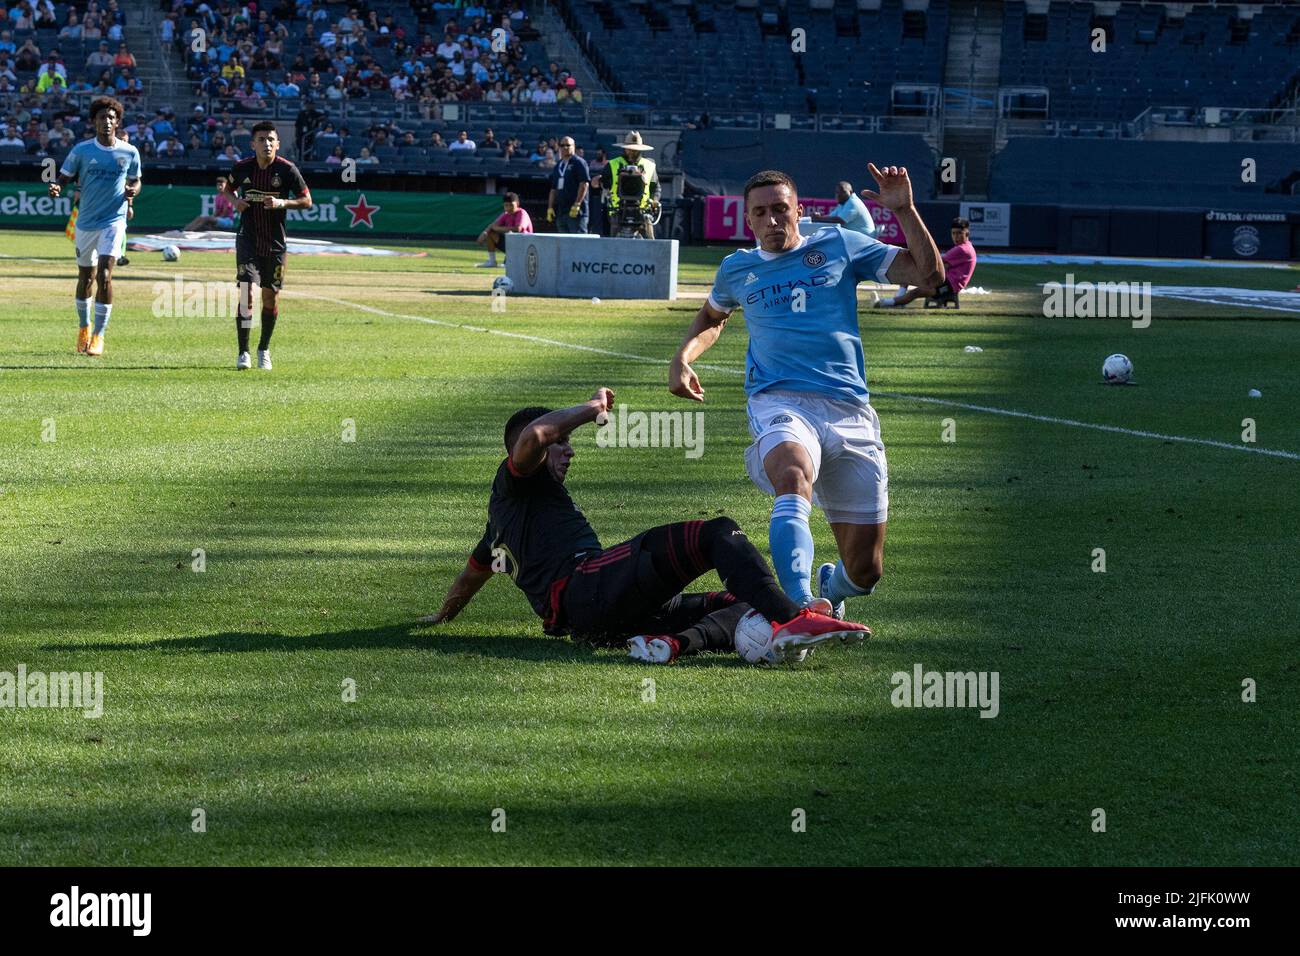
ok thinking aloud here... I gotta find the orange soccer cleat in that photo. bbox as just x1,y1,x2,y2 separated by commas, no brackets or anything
76,326,91,353
86,333,104,356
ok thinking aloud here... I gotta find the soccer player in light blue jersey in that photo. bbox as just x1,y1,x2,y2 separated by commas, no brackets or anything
669,165,944,621
47,96,141,356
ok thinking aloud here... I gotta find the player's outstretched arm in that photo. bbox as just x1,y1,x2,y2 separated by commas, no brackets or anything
669,302,728,402
419,560,493,624
861,163,944,290
510,387,615,475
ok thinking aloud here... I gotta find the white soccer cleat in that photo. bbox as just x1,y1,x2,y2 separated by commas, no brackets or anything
236,351,251,370
475,259,497,268
627,635,681,664
817,563,846,620
257,349,272,370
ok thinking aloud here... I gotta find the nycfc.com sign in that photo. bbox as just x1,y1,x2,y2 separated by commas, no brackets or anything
506,233,678,300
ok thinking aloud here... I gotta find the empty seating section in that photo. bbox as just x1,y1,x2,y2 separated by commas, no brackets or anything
989,138,1300,208
568,0,948,115
1001,1,1300,122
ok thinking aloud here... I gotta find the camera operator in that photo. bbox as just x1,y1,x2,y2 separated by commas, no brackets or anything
597,131,660,239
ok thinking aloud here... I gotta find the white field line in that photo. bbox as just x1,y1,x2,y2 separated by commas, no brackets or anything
286,290,1300,462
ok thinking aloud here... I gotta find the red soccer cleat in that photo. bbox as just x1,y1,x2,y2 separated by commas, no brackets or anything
771,608,870,658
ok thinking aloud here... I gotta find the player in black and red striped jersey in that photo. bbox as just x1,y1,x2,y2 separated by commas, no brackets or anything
222,121,312,371
420,387,870,664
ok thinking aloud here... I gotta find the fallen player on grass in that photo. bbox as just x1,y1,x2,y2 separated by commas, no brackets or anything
420,387,869,663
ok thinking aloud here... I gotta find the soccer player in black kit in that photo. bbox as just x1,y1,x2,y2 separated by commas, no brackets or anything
222,121,312,370
421,388,869,664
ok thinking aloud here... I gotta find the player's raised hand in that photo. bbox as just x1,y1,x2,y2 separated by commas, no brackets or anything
590,387,615,421
861,163,914,212
669,360,705,402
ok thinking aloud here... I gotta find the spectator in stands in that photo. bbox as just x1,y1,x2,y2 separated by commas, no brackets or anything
531,79,556,106
877,218,977,309
326,74,345,100
186,174,239,231
324,144,344,165
57,11,81,41
160,14,176,45
537,146,555,169
475,191,532,268
356,146,378,165
557,76,581,103
162,136,185,158
114,43,135,69
428,130,446,150
81,13,102,41
277,73,301,98
86,41,113,72
37,52,66,81
448,129,475,153
219,143,240,162
0,124,23,147
14,39,40,73
478,128,501,154
436,32,459,61
36,69,66,94
0,31,14,54
810,180,877,238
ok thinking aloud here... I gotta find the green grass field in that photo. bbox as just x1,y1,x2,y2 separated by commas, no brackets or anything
1,229,1296,866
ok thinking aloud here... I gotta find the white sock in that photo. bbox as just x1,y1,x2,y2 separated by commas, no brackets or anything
880,297,896,306
93,302,112,335
76,298,91,328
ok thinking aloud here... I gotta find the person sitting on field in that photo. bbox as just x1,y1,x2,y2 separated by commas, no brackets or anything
475,191,532,268
420,388,869,664
876,217,977,308
184,174,238,231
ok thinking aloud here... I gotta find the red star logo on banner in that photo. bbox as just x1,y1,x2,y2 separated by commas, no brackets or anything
345,193,380,228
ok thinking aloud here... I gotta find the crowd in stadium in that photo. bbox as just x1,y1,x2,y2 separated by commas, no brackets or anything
178,0,584,111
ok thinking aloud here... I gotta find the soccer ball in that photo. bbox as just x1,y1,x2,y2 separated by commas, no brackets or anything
734,608,806,665
1102,353,1133,384
162,245,181,262
735,609,779,665
492,275,514,294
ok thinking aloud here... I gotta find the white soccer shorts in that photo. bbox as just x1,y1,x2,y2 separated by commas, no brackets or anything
74,219,126,267
744,389,889,525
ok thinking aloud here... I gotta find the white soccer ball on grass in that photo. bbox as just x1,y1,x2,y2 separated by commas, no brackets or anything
162,245,181,262
734,609,805,666
1102,353,1133,384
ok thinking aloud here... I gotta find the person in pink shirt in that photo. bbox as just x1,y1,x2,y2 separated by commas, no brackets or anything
876,217,976,307
476,191,534,268
184,174,240,231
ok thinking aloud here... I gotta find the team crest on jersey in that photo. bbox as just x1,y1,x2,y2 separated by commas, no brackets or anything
116,156,129,169
271,173,282,189
803,250,826,268
769,415,793,426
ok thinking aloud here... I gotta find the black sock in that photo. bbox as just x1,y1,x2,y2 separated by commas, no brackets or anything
236,312,251,353
257,308,278,351
676,602,750,654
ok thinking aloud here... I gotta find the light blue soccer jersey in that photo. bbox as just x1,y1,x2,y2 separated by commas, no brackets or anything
707,225,898,405
60,138,141,231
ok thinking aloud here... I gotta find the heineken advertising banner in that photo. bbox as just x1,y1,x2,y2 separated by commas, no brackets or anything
0,182,501,237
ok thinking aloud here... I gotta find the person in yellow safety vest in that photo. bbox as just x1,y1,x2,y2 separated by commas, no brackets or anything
602,131,660,238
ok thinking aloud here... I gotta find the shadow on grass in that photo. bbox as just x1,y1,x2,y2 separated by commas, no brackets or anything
45,621,755,666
